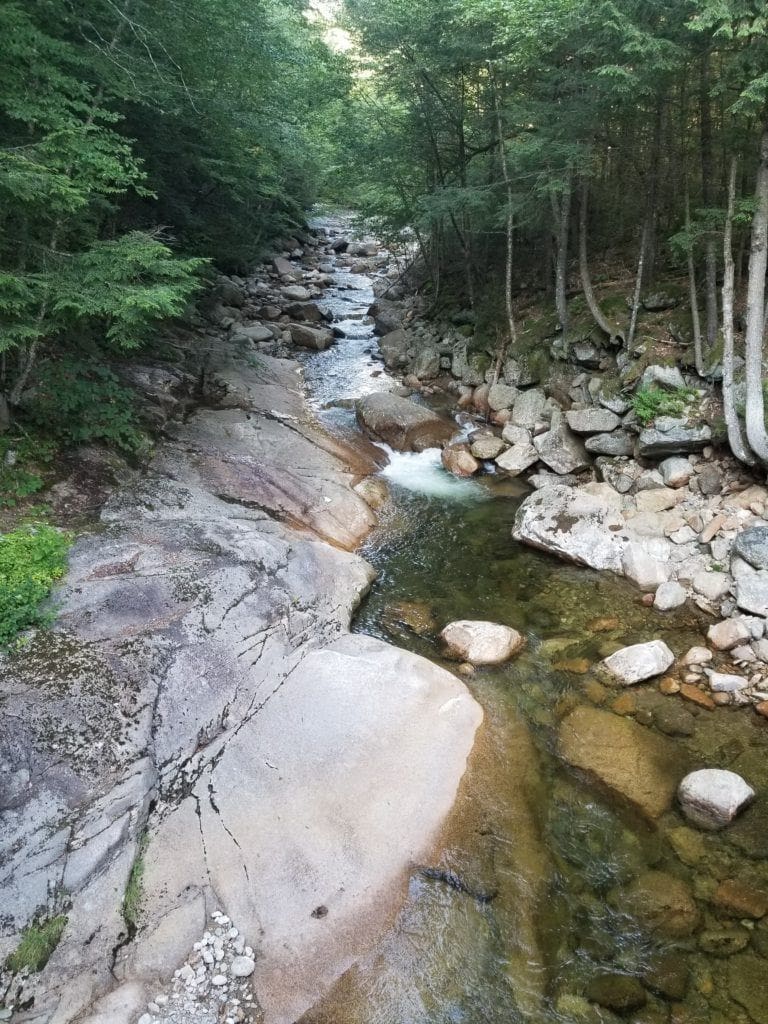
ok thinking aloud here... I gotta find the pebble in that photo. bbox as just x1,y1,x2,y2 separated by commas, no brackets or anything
231,956,256,978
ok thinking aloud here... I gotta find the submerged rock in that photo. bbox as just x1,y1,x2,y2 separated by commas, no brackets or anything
557,706,681,821
678,769,755,830
602,640,675,685
619,870,700,938
440,620,525,666
586,974,647,1014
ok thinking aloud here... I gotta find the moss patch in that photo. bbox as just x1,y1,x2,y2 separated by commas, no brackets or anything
6,916,67,974
123,833,149,930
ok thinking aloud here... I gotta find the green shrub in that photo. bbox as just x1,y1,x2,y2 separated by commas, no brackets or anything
632,385,697,426
26,359,147,454
0,524,70,647
0,433,57,509
5,916,67,974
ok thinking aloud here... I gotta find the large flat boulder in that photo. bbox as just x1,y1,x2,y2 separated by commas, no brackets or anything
638,418,711,458
513,483,629,572
558,706,683,821
356,393,455,452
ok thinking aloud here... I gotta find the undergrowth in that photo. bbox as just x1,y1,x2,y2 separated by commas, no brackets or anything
123,833,149,931
0,433,57,510
0,524,70,648
631,385,697,426
5,916,67,974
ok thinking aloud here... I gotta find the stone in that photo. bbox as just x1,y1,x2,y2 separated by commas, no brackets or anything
621,545,669,590
697,463,722,495
557,707,681,820
470,434,506,460
733,526,768,570
654,582,687,611
565,408,621,434
533,418,590,475
678,769,756,830
212,974,228,986
653,703,695,737
734,569,768,616
281,285,311,302
659,677,680,695
586,975,647,1014
356,393,455,452
620,871,700,938
501,422,531,446
638,422,711,458
706,671,749,693
378,329,410,369
640,364,686,390
513,484,628,573
487,382,518,411
679,683,715,710
692,571,731,602
273,256,296,277
441,443,480,478
701,513,728,544
708,618,752,650
288,323,334,351
602,640,675,685
411,345,440,380
440,620,525,666
232,323,275,344
660,457,694,488
699,929,750,956
682,646,713,666
472,383,490,414
635,487,682,513
728,955,768,1024
643,953,690,1000
495,444,539,476
713,880,768,920
584,431,634,456
231,955,256,977
511,388,546,428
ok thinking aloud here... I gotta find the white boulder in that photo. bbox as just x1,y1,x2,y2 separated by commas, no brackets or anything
678,769,755,830
602,640,675,686
441,620,525,665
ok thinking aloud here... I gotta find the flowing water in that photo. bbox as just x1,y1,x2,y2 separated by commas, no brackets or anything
299,220,768,1024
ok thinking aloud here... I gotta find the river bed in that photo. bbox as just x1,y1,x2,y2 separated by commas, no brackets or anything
298,221,768,1024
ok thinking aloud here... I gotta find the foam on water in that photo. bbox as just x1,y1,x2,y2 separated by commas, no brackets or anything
379,446,487,501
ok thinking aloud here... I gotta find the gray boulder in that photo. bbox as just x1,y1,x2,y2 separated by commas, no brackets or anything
733,526,768,571
511,388,546,428
640,364,686,391
411,345,441,380
288,323,334,351
533,416,590,475
585,431,634,456
379,329,410,369
638,419,711,457
488,382,518,411
565,408,620,434
282,284,311,302
356,393,454,452
660,457,693,488
495,444,539,476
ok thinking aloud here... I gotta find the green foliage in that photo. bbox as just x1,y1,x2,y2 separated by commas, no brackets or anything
632,385,697,425
5,916,68,974
0,433,57,509
26,359,147,454
0,524,70,648
123,834,149,930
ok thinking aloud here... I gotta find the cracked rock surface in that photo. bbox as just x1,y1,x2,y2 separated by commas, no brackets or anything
0,332,482,1023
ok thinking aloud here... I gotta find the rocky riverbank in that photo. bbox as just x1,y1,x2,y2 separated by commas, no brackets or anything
364,283,768,715
0,223,482,1023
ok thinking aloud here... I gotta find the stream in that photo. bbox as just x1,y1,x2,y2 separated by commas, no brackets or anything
297,220,768,1024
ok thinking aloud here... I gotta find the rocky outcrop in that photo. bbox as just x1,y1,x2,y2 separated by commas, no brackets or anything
1,317,482,1023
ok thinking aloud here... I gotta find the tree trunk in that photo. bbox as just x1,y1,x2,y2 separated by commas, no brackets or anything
700,55,719,352
627,221,648,349
579,178,623,344
685,188,705,376
491,72,517,383
551,168,572,339
722,158,754,464
744,122,768,464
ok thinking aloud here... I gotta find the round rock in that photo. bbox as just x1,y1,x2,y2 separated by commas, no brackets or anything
231,955,256,978
678,768,756,830
602,640,675,686
440,620,525,666
653,581,687,611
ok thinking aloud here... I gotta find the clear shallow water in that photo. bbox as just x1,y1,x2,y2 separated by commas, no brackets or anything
300,221,768,1024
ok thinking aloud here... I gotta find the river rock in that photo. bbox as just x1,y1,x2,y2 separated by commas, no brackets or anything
734,569,768,616
565,408,620,434
620,870,700,937
584,431,634,456
654,581,687,611
558,706,681,820
289,323,334,351
488,382,518,411
501,422,531,446
282,284,311,302
713,879,768,919
273,256,297,277
511,388,546,428
513,484,627,573
728,956,768,1024
640,364,686,391
470,434,506,460
692,571,731,602
412,345,440,380
678,769,755,830
621,544,670,590
533,418,590,475
733,526,768,570
586,975,646,1014
637,419,711,458
356,393,454,452
602,640,675,685
706,671,749,693
660,457,693,488
379,329,410,369
441,443,479,478
708,617,752,650
231,956,256,978
495,444,539,476
232,323,275,344
440,620,525,665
